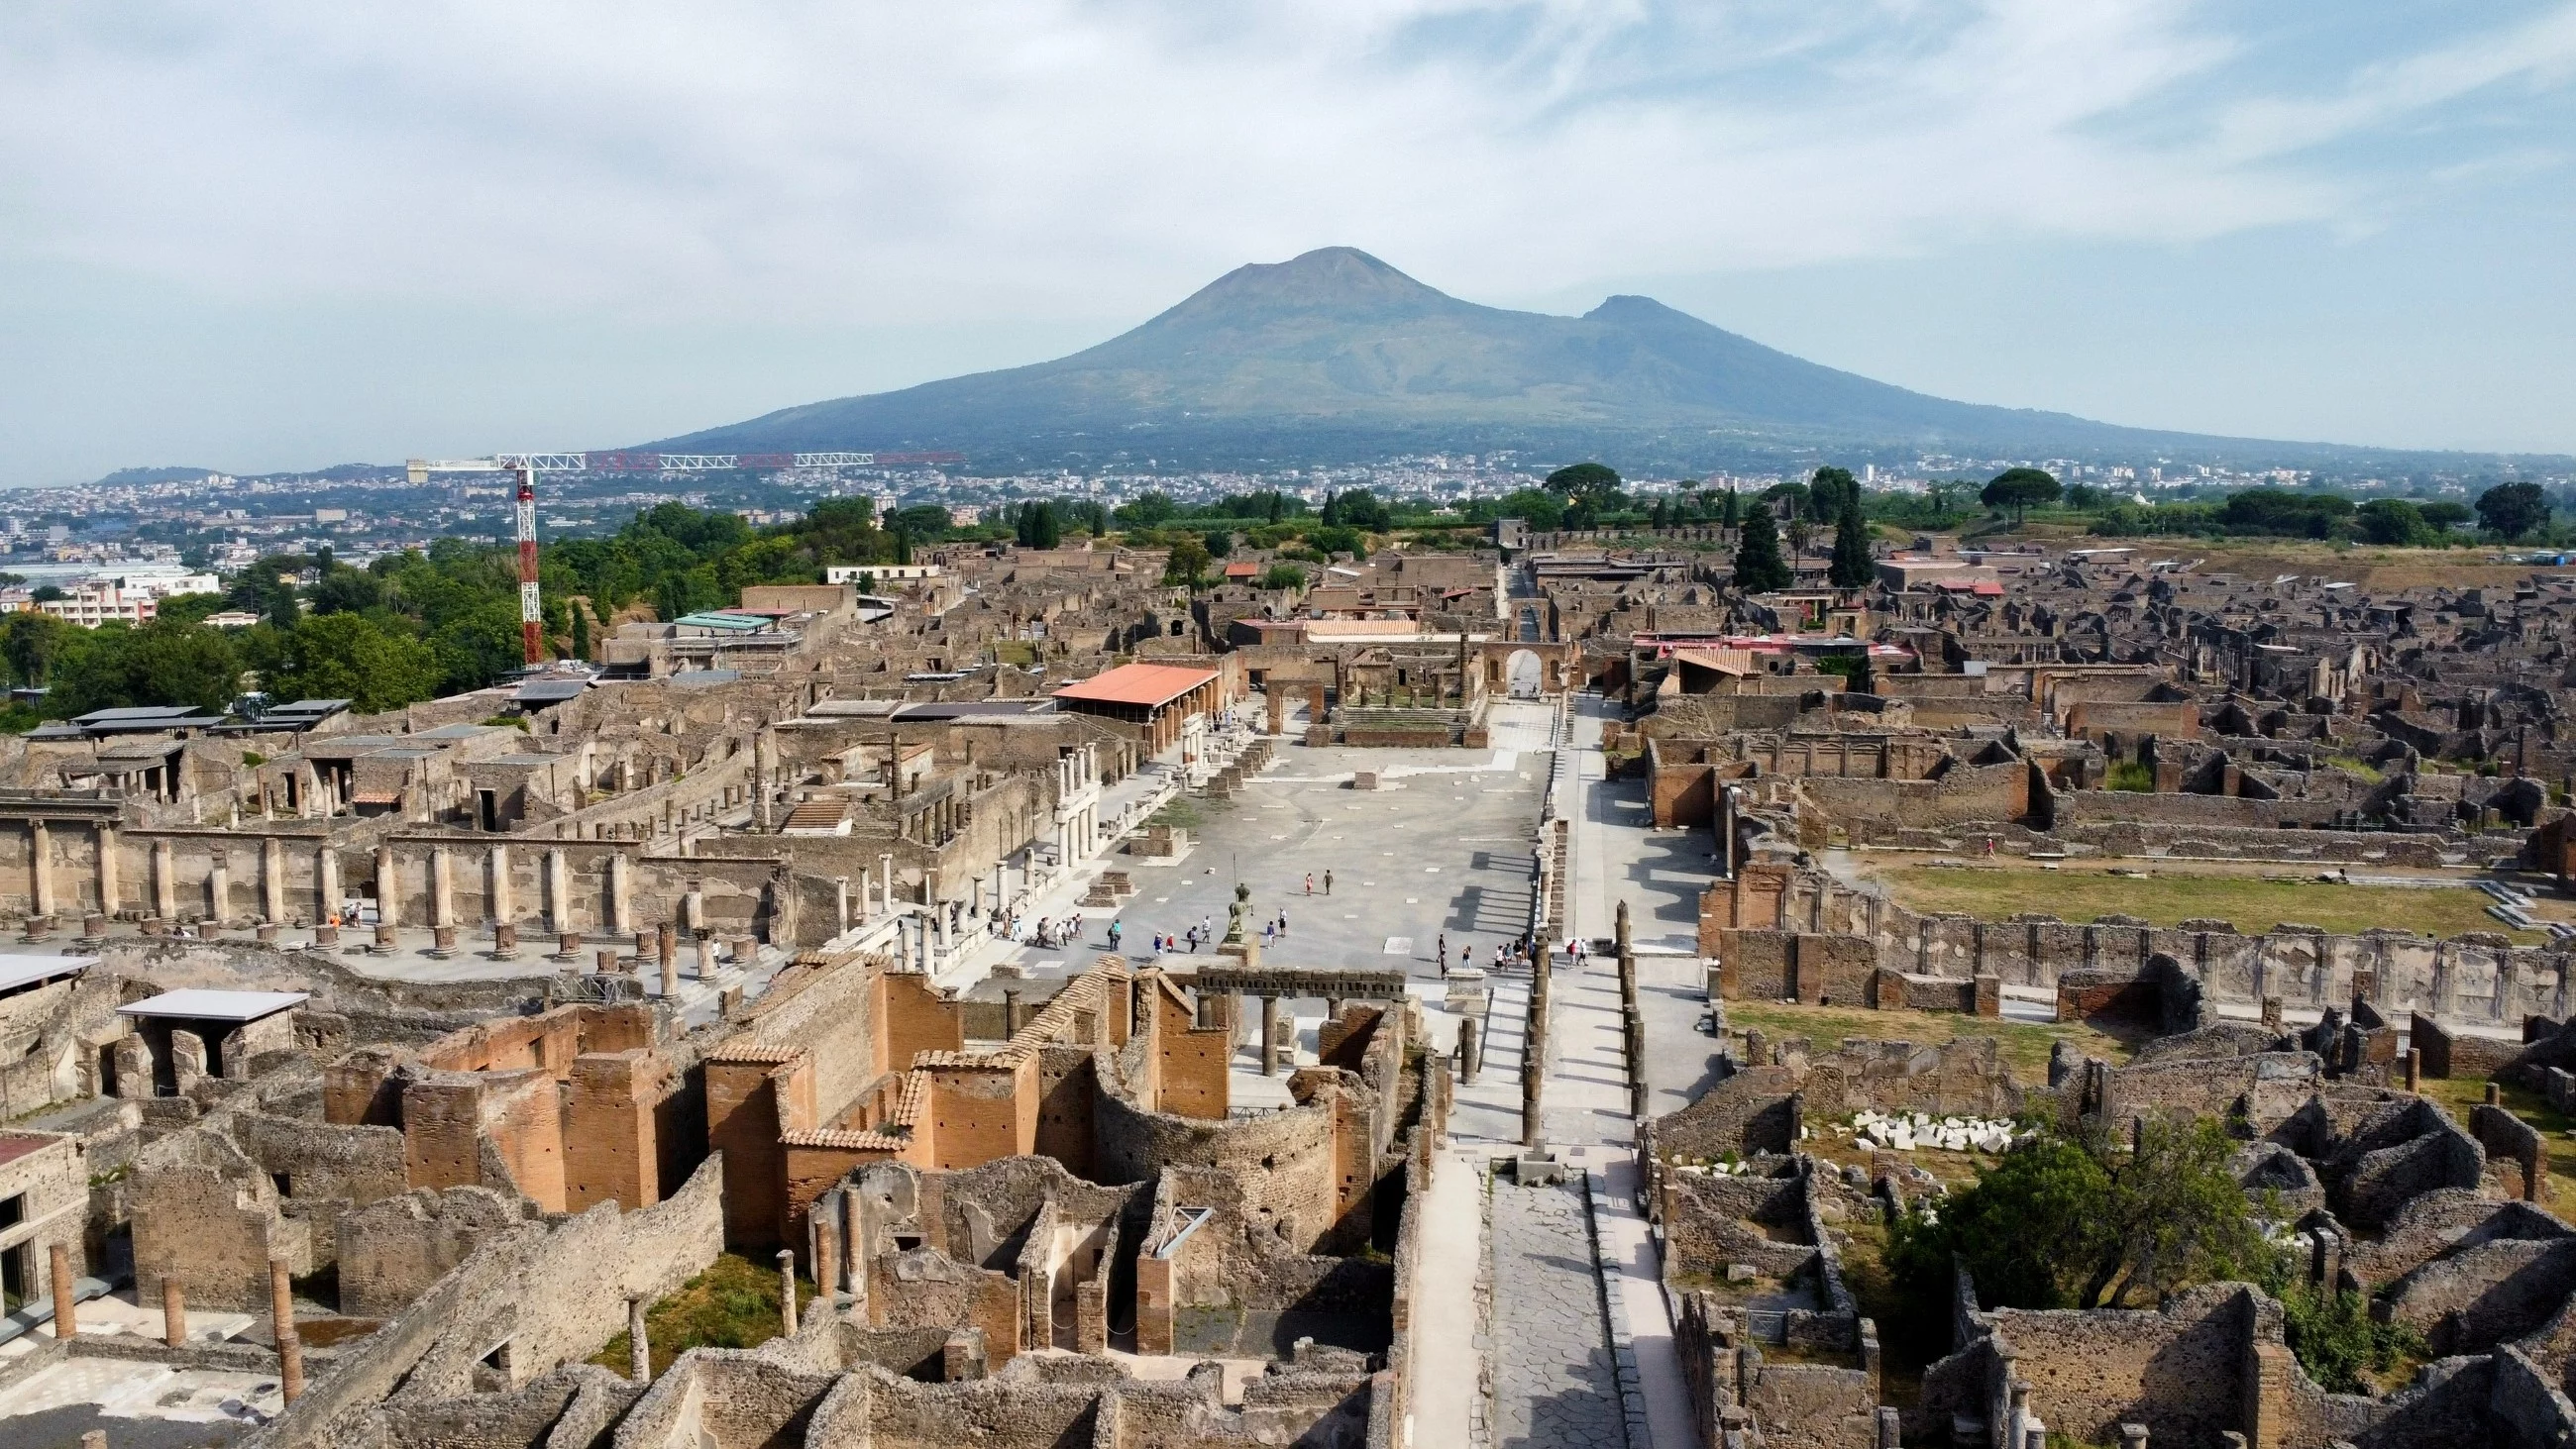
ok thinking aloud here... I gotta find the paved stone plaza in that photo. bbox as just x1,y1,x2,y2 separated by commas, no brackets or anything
1106,738,1547,992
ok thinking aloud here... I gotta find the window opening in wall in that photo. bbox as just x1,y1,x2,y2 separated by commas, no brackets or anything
893,1233,922,1252
0,1243,25,1313
480,1340,512,1374
0,1192,23,1230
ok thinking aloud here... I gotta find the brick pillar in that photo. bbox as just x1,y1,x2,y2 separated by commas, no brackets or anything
163,1277,186,1347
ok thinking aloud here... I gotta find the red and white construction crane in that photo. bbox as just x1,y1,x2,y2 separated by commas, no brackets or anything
405,450,959,665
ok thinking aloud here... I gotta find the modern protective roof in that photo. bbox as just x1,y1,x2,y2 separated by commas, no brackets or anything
1051,663,1220,709
0,954,94,995
512,679,590,705
118,988,309,1022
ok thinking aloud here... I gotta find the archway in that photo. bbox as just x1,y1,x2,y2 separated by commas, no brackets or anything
1506,650,1544,699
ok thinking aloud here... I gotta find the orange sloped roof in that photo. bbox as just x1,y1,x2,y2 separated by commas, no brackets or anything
1052,663,1220,708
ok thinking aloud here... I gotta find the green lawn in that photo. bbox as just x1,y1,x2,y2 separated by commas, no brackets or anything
1875,866,2541,944
591,1254,813,1381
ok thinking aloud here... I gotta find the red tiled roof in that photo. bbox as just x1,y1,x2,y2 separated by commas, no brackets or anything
1052,663,1219,709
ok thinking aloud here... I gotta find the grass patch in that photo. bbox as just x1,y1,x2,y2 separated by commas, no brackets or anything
1873,865,2541,943
1149,796,1221,829
2103,761,2155,792
1718,997,2138,1079
591,1254,813,1381
993,640,1037,667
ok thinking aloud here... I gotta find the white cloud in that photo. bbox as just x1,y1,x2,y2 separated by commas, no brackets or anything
5,0,2560,330
2,1,2574,473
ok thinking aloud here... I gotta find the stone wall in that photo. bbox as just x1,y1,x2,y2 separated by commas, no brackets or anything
1093,1092,1341,1254
1725,866,2573,1024
2413,1010,2525,1080
337,1186,539,1318
257,1154,728,1447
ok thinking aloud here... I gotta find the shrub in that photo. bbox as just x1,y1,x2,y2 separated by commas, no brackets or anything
2105,761,2155,792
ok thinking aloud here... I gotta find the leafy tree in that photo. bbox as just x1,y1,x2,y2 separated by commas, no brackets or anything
49,620,243,716
310,561,383,615
1320,488,1389,530
2417,500,2472,529
1732,502,1792,592
2264,1276,2425,1394
1162,536,1211,591
1015,501,1062,550
0,611,73,686
2218,489,2354,538
1203,529,1233,563
1762,480,1812,520
1307,525,1364,558
1258,563,1308,590
1491,487,1563,530
1828,498,1875,587
886,504,952,540
1981,467,2061,523
1889,1118,2270,1314
2476,481,2549,541
246,612,442,712
1545,463,1623,504
2065,483,2104,510
1785,517,1813,559
30,584,65,604
1808,466,1860,522
2355,499,2431,546
1115,490,1179,527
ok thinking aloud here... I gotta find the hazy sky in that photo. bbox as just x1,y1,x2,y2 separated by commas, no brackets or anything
4,1,2574,483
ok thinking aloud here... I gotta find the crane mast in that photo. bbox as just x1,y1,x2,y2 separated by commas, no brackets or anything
406,448,964,670
514,464,542,665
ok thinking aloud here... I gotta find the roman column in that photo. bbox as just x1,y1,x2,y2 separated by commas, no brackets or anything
28,820,53,920
609,852,634,935
263,836,286,924
94,823,118,917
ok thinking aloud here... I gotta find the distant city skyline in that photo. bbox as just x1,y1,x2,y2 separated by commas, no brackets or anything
3,2,2573,482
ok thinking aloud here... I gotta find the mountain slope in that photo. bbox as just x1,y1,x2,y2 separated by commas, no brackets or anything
650,248,2321,465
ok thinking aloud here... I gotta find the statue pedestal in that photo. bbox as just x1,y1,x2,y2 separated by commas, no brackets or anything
1217,938,1262,969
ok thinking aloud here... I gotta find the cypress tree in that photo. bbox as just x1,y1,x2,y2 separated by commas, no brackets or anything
1734,502,1791,592
570,602,591,662
1828,499,1874,588
1721,488,1742,530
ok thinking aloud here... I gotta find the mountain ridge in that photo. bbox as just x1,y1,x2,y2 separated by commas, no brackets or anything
636,248,2525,470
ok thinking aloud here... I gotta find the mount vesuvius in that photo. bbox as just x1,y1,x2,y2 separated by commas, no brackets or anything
645,248,2374,469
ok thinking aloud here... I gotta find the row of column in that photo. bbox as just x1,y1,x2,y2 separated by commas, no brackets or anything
13,825,722,945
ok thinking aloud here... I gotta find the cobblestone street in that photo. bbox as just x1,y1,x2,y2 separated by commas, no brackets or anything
1490,1177,1627,1449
